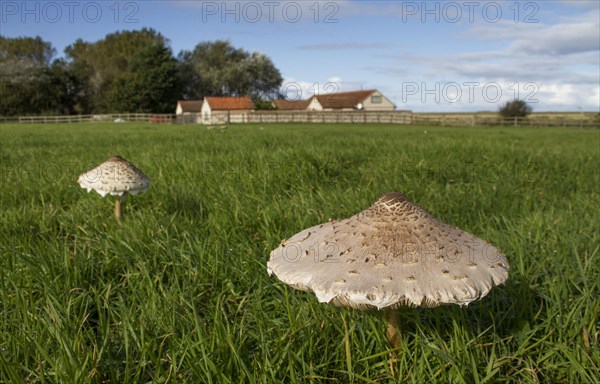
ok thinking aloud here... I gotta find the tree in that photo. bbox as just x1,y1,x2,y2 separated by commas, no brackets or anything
106,44,180,113
241,52,285,99
177,50,201,100
178,40,282,99
254,99,276,110
0,36,72,115
65,28,170,112
0,36,55,67
38,60,80,115
1,33,283,115
499,99,532,120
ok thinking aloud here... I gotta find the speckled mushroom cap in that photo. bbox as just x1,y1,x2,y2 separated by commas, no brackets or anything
267,192,509,310
77,156,151,197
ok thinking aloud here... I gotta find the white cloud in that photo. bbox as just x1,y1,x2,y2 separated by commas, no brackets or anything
376,5,600,111
392,80,600,112
589,86,600,108
532,83,599,110
468,9,600,56
510,22,599,55
280,76,344,99
538,84,576,105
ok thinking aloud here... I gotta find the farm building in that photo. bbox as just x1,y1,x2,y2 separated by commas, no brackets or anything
202,96,255,124
308,89,395,111
272,99,311,110
176,97,255,124
176,100,203,115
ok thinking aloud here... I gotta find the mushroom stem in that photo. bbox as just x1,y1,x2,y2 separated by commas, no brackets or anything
384,309,402,349
114,195,124,220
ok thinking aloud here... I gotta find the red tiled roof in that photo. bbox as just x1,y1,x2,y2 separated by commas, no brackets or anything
313,90,376,109
178,100,203,113
273,99,310,110
205,96,255,110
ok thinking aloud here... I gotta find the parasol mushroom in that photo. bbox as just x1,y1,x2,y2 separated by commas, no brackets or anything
78,156,151,220
267,192,509,349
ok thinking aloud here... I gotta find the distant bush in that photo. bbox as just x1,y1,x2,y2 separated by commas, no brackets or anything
254,99,276,110
499,99,532,120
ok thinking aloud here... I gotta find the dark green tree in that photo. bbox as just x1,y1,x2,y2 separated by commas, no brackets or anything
0,36,55,116
1,33,283,115
0,35,54,67
0,36,75,115
179,40,282,99
177,50,201,100
499,99,532,120
242,52,284,99
65,28,169,112
106,44,180,113
179,40,244,98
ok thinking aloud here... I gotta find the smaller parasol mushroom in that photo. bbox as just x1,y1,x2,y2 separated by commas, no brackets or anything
78,156,151,220
268,192,509,349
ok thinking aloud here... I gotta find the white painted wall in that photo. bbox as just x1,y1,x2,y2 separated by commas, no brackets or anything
307,97,323,111
362,91,395,111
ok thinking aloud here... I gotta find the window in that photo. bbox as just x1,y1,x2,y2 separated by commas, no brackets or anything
371,95,382,104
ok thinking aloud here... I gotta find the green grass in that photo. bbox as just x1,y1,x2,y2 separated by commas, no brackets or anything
1,122,598,383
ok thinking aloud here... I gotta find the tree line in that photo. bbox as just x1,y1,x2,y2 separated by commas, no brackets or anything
0,29,283,116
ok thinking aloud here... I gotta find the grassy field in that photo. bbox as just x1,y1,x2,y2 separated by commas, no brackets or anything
1,122,598,383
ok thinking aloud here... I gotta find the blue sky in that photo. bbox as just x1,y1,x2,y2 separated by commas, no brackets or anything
2,0,599,112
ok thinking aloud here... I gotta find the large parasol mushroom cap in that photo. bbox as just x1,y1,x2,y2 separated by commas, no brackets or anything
78,156,151,197
268,192,509,310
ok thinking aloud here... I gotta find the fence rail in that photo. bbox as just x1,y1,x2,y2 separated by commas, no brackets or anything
2,111,598,128
9,113,175,124
249,110,414,124
411,115,600,128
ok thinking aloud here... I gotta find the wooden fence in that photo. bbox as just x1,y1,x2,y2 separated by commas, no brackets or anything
248,110,414,124
2,111,598,128
411,115,600,128
174,110,414,125
7,113,175,124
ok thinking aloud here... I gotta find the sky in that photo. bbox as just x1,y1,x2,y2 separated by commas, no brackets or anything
2,0,599,112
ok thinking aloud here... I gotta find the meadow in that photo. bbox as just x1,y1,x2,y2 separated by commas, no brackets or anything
0,122,598,383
